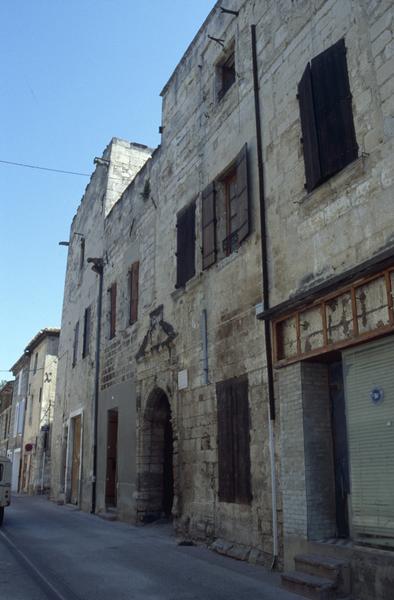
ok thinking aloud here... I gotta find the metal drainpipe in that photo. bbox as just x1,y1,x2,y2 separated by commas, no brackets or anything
89,258,104,514
251,24,278,569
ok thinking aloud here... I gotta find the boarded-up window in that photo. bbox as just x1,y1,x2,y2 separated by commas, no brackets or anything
202,144,249,268
176,202,196,288
216,375,252,504
72,321,79,367
298,38,358,192
108,283,117,339
82,306,91,358
129,262,139,324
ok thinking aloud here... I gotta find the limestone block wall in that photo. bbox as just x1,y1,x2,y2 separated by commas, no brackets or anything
252,0,394,303
99,0,281,564
51,139,151,511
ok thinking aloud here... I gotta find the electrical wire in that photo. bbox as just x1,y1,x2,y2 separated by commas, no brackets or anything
0,159,90,177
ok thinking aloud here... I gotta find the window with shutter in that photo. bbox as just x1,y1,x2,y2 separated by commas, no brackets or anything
108,283,117,339
202,183,217,270
82,306,91,358
129,262,139,324
72,321,79,367
298,38,358,192
202,145,250,267
176,202,196,288
216,375,252,504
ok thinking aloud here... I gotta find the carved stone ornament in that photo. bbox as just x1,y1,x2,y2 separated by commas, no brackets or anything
136,305,177,361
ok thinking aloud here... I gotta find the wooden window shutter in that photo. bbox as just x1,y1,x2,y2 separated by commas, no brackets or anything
72,321,79,366
217,379,235,502
235,144,250,245
176,202,196,288
129,262,139,324
201,182,217,270
298,63,321,192
311,38,358,179
109,283,117,339
82,306,91,358
233,376,252,503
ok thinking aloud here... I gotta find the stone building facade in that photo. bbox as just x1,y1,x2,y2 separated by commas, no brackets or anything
51,1,393,598
19,329,59,495
0,381,14,457
8,355,30,491
51,139,152,511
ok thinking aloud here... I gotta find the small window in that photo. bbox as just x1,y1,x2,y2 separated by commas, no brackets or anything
218,49,235,101
72,321,79,367
0,463,3,481
216,375,252,504
109,283,117,339
29,394,34,425
129,263,139,325
202,144,249,269
298,38,358,192
38,387,42,403
33,353,38,374
82,306,91,358
176,202,196,288
79,238,85,271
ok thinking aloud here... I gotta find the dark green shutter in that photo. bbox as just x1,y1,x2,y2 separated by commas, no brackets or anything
217,380,235,502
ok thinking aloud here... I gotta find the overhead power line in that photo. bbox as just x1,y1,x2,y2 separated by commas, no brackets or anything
0,159,90,177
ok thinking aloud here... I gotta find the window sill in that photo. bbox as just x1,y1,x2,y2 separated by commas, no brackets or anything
297,155,367,208
171,272,203,301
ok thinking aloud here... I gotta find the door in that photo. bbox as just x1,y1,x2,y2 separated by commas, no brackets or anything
70,415,81,505
105,409,118,508
343,336,394,543
329,362,350,537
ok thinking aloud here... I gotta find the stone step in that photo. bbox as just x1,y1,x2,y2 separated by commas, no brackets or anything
282,571,336,600
294,554,350,596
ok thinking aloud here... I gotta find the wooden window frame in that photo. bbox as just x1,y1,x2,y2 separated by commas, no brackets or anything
108,283,117,340
273,266,394,367
202,144,249,268
72,321,79,367
298,38,358,192
82,306,91,358
129,263,139,325
176,201,196,288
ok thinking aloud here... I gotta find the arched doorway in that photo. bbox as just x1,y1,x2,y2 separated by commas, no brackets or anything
139,388,174,521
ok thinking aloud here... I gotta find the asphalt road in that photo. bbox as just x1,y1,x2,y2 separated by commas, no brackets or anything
0,496,301,600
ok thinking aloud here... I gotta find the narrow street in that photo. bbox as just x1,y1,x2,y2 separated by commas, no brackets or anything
0,496,300,600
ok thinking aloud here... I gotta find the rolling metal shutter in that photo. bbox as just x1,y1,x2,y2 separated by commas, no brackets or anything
343,336,394,542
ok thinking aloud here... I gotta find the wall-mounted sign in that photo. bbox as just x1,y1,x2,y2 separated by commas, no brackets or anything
178,369,188,390
25,443,34,452
370,387,384,405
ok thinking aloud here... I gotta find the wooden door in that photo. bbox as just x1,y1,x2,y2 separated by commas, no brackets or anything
70,415,81,505
105,409,118,507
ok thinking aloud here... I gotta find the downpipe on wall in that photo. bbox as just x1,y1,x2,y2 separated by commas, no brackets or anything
87,257,104,514
251,24,278,570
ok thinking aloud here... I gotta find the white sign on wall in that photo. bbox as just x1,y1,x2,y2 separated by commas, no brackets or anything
178,369,188,390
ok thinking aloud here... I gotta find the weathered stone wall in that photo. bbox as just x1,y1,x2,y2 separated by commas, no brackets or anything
51,139,151,511
256,0,394,303
99,0,279,564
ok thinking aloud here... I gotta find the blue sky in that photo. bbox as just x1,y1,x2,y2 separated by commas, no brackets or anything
0,0,215,376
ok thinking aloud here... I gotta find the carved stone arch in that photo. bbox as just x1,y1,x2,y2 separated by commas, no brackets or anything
137,387,175,522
